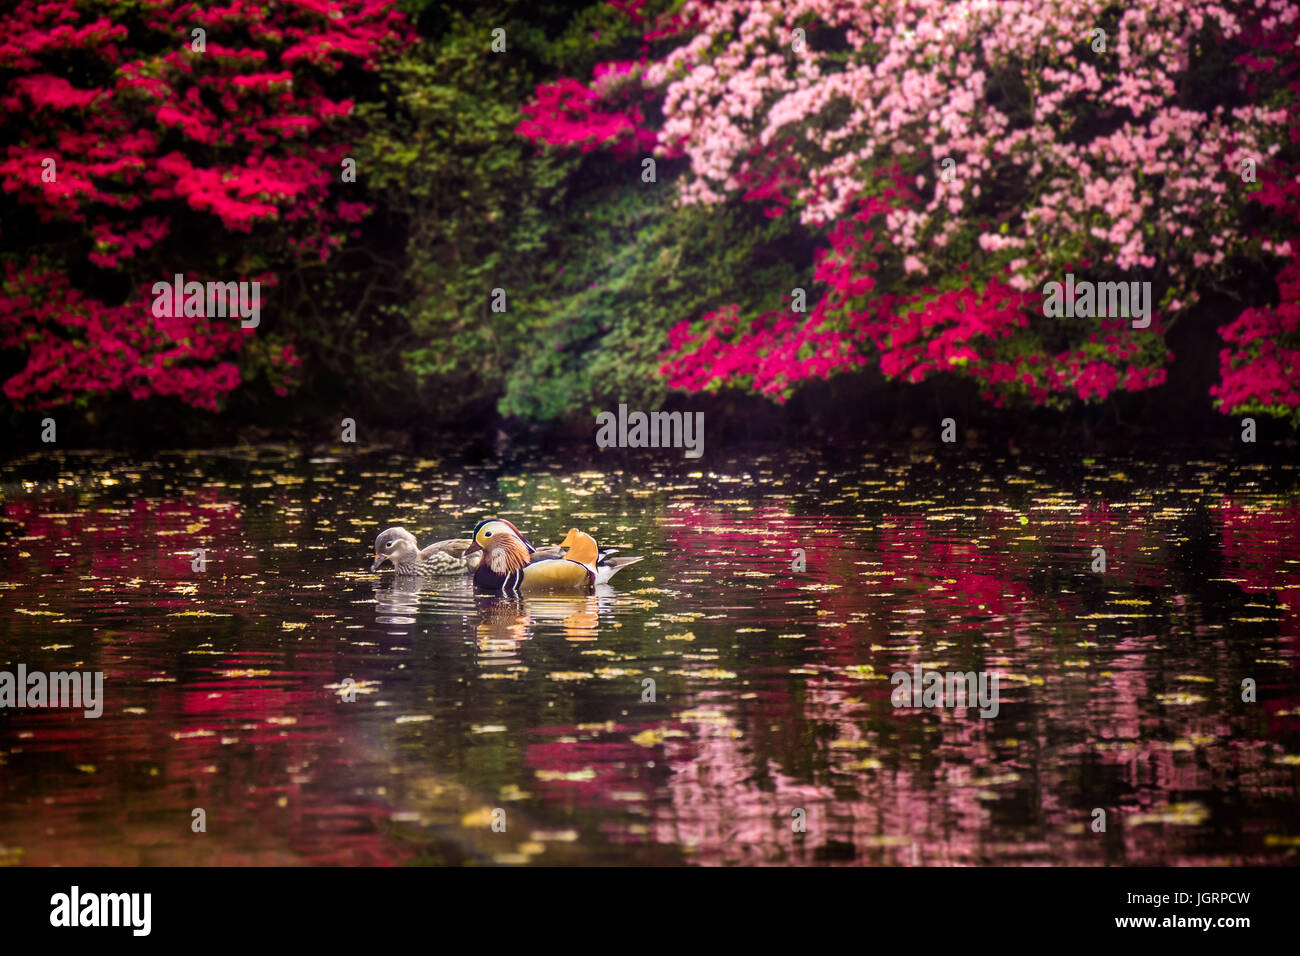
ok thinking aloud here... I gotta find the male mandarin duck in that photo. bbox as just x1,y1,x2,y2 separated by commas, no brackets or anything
371,527,481,576
464,518,594,594
557,528,643,585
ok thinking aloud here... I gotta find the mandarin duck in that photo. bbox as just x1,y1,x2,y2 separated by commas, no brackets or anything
371,527,481,576
557,529,643,585
464,518,594,594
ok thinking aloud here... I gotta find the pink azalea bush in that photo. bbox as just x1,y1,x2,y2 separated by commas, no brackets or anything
0,0,409,411
522,0,1299,415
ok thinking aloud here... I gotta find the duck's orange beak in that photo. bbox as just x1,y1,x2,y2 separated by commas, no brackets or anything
464,541,482,556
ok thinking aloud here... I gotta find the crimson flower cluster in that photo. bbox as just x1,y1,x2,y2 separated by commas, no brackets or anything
1211,12,1300,425
0,0,409,410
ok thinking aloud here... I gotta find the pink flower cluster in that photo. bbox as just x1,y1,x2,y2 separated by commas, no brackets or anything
642,1,1288,290
541,0,1298,412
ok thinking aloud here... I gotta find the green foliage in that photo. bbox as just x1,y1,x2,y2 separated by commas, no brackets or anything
354,3,592,416
499,181,809,421
356,0,809,426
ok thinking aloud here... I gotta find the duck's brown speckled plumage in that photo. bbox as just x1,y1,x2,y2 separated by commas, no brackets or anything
371,527,480,577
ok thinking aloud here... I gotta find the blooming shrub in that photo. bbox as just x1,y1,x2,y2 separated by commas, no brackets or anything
1211,8,1300,426
1213,253,1300,426
0,0,409,411
520,0,1299,415
516,64,664,160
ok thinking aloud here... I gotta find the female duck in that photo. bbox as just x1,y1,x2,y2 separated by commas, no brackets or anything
464,518,594,594
371,527,481,576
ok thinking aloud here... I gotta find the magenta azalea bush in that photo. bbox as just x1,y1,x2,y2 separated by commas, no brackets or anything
1210,9,1300,424
0,0,409,411
521,0,1300,419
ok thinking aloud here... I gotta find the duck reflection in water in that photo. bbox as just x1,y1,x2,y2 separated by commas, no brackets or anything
474,590,609,646
372,572,478,633
373,580,422,629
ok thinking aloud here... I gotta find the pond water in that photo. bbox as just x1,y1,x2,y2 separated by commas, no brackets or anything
2,443,1298,866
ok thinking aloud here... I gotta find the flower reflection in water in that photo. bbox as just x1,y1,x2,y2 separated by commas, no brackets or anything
1,449,1297,865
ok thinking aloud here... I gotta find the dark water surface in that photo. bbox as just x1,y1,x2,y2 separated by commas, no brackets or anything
2,444,1298,865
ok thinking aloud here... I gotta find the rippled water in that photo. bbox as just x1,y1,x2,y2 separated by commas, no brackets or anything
2,443,1298,865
